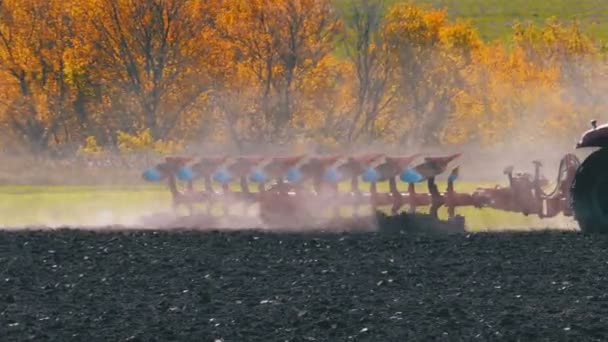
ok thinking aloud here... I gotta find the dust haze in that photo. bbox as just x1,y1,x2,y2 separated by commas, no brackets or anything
0,15,605,233
0,74,601,232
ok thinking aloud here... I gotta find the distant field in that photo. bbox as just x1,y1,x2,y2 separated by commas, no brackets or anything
388,0,608,43
0,183,578,231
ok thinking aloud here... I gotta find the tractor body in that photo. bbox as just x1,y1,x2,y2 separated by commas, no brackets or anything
570,120,608,233
576,120,608,148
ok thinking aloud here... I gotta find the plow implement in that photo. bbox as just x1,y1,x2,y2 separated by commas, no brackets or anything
141,150,583,231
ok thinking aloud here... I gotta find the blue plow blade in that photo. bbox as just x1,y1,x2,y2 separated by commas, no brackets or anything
400,168,425,183
176,166,195,181
212,168,233,183
362,167,380,183
142,167,163,182
248,169,267,183
323,168,342,183
286,167,303,183
448,172,458,183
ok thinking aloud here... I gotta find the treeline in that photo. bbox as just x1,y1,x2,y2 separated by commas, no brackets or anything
0,0,603,155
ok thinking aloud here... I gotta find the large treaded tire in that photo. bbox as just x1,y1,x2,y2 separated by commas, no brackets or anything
571,148,608,233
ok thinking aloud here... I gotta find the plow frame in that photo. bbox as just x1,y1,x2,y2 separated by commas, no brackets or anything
142,152,581,227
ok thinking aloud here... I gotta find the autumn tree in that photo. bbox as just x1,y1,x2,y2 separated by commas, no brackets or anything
444,42,558,145
444,18,598,147
513,18,600,130
292,54,355,148
79,0,222,142
215,0,341,144
511,19,598,143
0,0,604,157
336,0,395,143
0,0,97,152
381,3,482,147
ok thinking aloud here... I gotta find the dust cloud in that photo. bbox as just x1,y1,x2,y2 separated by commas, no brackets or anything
1,56,606,233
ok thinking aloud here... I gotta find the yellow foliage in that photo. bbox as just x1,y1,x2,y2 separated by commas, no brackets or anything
153,139,184,155
440,19,483,57
294,54,355,135
78,136,104,155
115,128,183,154
116,129,153,153
382,3,446,48
443,16,595,146
0,0,602,153
513,17,595,60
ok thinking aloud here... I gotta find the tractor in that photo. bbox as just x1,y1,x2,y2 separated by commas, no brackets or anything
571,119,608,233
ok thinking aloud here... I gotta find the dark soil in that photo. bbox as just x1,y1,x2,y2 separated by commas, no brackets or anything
2,219,608,341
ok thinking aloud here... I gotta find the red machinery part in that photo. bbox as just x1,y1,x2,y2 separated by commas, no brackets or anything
143,152,580,227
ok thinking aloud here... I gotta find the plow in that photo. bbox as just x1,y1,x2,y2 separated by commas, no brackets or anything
140,121,608,233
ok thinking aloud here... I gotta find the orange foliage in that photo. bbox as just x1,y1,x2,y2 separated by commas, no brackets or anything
213,0,341,144
0,0,602,154
380,2,483,147
0,0,91,150
445,18,596,147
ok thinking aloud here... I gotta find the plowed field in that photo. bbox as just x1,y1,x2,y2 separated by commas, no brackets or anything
2,221,608,341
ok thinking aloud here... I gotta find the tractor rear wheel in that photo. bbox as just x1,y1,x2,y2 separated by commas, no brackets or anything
571,148,608,233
